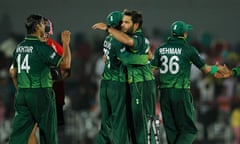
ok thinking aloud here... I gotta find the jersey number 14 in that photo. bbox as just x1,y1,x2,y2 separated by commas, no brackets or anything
17,54,30,73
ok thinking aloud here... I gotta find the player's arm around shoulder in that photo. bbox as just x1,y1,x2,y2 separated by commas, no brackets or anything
92,22,134,47
108,27,134,47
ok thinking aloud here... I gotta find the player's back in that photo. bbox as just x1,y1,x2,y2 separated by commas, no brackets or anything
157,37,203,89
13,36,61,88
102,35,127,82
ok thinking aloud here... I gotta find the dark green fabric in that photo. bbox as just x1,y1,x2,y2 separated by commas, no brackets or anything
128,29,149,54
120,53,149,65
96,80,129,144
101,35,127,82
96,34,130,144
127,80,156,144
160,88,197,144
127,64,155,83
9,88,58,144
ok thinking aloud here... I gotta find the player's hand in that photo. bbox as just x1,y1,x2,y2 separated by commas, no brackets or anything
148,49,153,60
92,22,108,31
214,62,232,78
61,30,71,45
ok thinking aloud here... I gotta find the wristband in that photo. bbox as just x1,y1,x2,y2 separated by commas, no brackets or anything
210,65,218,75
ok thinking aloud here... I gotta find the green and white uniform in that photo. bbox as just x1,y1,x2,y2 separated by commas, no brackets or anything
122,29,156,144
95,35,129,144
151,36,205,144
9,36,62,144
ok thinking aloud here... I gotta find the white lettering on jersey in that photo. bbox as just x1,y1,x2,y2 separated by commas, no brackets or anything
159,48,182,55
103,40,111,49
16,46,33,53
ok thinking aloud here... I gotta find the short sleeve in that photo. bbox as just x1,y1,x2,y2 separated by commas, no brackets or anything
37,43,62,67
189,47,205,69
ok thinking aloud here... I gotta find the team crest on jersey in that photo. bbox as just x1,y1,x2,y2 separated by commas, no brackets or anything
50,52,56,59
120,47,126,52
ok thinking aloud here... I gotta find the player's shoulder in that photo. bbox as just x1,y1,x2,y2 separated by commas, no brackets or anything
132,32,145,39
185,44,197,51
157,42,168,49
34,41,53,53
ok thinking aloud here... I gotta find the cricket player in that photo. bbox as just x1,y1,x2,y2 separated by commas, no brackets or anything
94,11,130,144
151,20,226,144
8,14,71,144
27,17,71,144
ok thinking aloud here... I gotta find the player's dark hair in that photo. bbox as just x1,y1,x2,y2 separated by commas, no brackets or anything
25,14,43,34
124,10,143,28
114,21,122,30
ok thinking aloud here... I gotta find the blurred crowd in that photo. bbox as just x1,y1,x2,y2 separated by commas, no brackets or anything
1,15,240,144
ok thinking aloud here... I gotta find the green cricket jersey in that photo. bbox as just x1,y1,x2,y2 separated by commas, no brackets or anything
121,29,154,83
13,36,62,88
102,34,127,82
151,36,205,88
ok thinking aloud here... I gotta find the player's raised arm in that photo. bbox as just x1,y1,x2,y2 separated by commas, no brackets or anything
60,30,71,69
59,30,71,79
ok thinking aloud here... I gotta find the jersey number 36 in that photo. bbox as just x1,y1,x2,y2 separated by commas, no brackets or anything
160,55,179,74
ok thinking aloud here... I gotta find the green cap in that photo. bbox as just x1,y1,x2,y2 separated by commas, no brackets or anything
171,21,192,36
106,11,123,27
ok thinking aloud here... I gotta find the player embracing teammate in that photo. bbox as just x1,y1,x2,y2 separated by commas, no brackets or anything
93,9,156,144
